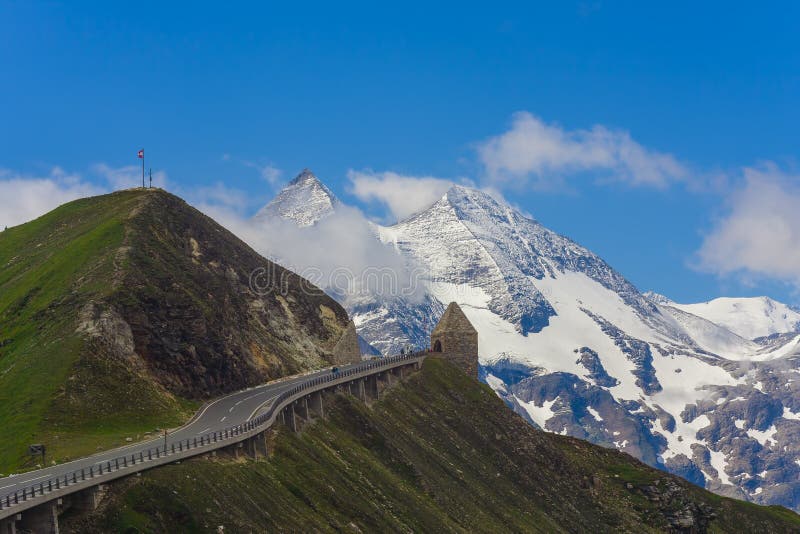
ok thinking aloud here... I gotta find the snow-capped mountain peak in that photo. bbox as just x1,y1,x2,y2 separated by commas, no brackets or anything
247,176,800,511
665,296,800,341
253,168,338,227
643,291,675,306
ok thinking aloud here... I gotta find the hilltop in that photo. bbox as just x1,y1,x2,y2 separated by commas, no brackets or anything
0,189,353,472
66,359,800,533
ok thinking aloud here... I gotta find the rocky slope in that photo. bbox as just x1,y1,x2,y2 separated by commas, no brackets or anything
64,359,800,533
0,189,353,472
250,174,800,511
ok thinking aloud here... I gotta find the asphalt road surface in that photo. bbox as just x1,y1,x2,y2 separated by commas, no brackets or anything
0,360,365,499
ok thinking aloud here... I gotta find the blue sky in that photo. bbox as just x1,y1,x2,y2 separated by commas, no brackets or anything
2,1,799,304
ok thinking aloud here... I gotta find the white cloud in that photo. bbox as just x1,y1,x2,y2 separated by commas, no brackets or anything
259,164,282,185
194,186,424,303
92,163,168,190
242,161,282,185
183,182,268,231
0,167,104,229
347,170,456,221
0,162,172,230
696,164,800,288
477,111,688,189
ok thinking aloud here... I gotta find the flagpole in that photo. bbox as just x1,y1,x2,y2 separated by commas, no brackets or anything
142,150,145,188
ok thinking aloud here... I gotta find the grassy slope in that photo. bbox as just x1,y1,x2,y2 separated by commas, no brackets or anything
68,359,800,533
0,188,351,474
0,191,189,472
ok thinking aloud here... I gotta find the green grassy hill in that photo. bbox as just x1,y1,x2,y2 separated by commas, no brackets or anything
0,189,352,472
66,359,800,533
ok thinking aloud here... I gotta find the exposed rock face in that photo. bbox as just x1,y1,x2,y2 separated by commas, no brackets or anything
0,188,357,470
582,308,662,395
77,302,137,361
574,347,619,388
431,302,479,378
332,321,362,365
109,190,352,399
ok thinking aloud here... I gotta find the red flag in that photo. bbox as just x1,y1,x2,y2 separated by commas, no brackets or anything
137,149,144,159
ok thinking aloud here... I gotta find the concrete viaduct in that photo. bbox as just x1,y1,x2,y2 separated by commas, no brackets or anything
0,302,477,533
0,353,427,534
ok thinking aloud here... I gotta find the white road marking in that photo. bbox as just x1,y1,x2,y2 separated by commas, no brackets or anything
197,427,211,435
7,473,55,488
220,417,226,422
0,359,418,496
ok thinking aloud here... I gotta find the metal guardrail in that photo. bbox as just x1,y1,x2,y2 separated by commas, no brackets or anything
0,352,426,519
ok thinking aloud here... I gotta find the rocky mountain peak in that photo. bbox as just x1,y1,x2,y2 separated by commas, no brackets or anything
253,168,339,227
442,184,504,214
643,291,675,305
289,168,322,186
245,171,800,511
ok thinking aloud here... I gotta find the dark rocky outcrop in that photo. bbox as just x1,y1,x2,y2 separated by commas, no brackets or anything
575,346,619,387
332,321,362,364
0,189,353,470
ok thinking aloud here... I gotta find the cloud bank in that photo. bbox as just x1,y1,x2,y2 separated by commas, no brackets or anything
0,164,172,230
196,190,424,303
347,170,456,221
696,164,800,288
0,167,104,229
344,112,692,225
477,111,688,189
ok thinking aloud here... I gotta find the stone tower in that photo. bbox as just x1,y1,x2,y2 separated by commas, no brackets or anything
332,320,362,365
430,302,479,378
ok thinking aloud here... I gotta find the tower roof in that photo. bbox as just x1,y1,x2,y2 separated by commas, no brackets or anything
432,302,477,337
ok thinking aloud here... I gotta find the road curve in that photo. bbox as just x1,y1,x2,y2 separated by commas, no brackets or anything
0,359,370,501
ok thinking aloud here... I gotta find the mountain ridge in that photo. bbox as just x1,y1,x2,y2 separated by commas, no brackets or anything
252,172,800,510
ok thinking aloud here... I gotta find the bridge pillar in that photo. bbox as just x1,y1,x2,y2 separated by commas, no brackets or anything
285,406,298,433
308,391,324,419
348,380,366,401
382,370,396,387
223,440,243,459
257,431,270,457
246,435,259,459
18,501,59,534
366,374,379,401
0,516,18,534
71,485,106,512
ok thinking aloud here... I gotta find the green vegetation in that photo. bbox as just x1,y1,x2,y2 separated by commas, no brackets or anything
0,188,350,474
67,359,800,533
0,191,187,472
